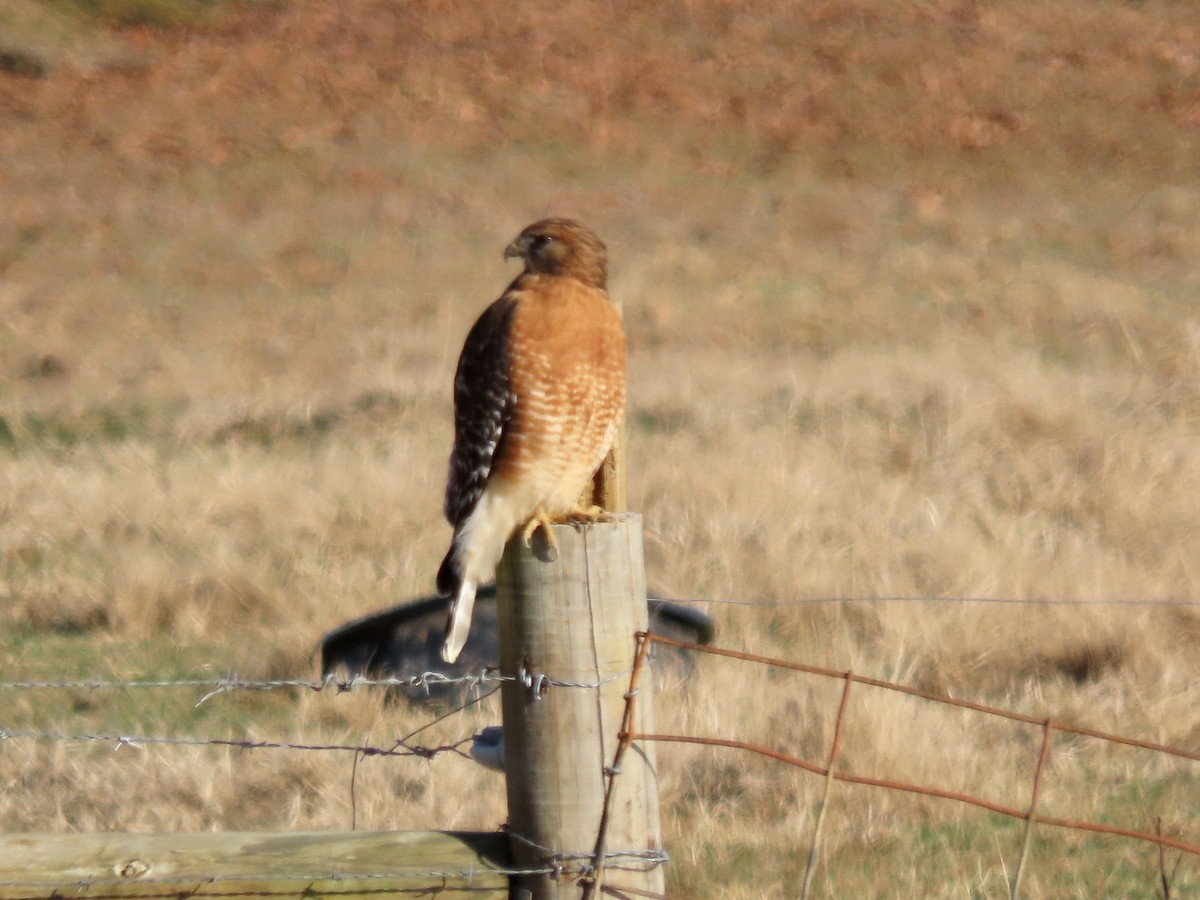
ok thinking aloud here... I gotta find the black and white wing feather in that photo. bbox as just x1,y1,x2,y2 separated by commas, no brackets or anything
443,295,518,529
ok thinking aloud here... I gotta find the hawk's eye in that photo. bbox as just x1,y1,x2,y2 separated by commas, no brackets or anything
533,234,553,249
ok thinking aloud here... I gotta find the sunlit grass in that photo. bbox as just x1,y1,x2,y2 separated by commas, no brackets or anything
1,0,1198,895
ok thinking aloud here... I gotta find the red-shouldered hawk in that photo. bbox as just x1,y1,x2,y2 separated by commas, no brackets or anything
437,218,627,664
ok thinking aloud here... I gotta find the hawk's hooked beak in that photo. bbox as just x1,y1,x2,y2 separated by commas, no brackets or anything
503,236,529,261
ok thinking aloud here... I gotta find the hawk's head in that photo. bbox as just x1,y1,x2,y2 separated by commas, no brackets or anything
505,218,608,290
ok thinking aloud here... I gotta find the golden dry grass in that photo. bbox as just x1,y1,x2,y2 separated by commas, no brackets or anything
2,0,1199,896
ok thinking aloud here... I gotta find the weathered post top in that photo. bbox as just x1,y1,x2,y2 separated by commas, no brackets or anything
497,516,664,899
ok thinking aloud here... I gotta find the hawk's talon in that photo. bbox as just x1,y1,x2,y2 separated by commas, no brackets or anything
566,504,615,528
530,526,558,563
522,510,559,562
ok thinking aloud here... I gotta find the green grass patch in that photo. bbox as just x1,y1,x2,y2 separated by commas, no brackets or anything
668,835,803,898
43,0,253,29
808,808,1198,898
0,404,165,454
4,630,297,737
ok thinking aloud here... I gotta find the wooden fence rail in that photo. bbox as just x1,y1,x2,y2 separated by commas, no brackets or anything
0,516,664,900
0,831,510,900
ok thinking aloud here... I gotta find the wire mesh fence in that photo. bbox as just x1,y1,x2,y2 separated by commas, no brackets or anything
626,631,1199,899
1,596,1197,898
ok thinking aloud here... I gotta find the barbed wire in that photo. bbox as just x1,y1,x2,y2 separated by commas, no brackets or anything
0,867,526,890
669,593,1200,607
0,725,477,760
5,594,1184,698
3,607,1196,896
0,668,632,703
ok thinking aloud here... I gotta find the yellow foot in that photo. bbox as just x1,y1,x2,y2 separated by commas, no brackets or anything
566,504,615,526
521,509,559,563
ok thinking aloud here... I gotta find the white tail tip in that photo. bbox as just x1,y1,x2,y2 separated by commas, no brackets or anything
441,577,478,664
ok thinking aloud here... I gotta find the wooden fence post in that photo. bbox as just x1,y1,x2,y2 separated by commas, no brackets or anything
497,515,664,899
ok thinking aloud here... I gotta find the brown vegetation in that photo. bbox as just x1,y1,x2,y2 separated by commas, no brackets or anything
2,0,1198,895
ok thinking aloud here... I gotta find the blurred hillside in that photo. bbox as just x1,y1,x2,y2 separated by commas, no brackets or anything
2,2,1199,895
4,1,1199,378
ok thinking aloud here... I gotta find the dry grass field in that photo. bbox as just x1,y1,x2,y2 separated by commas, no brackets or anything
2,0,1199,896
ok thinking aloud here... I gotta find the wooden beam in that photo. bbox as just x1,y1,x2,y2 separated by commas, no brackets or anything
588,429,625,514
497,516,664,899
0,830,509,899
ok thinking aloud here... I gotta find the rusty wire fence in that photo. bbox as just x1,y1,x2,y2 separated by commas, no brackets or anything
1,598,1198,898
619,631,1199,899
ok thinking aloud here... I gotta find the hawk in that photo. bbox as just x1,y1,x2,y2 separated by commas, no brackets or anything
437,218,627,664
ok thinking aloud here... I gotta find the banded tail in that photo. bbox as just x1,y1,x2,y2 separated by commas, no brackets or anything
438,547,477,664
